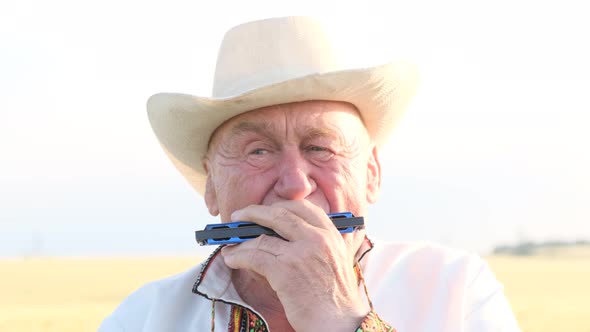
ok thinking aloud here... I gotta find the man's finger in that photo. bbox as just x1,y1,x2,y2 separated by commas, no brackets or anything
232,205,317,241
221,245,277,277
224,233,289,253
269,200,336,229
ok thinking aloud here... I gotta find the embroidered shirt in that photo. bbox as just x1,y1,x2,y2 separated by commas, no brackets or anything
98,239,521,331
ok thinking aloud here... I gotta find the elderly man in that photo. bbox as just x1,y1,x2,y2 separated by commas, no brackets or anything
99,17,520,331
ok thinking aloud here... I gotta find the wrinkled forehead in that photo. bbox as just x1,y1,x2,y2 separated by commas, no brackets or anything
206,100,367,152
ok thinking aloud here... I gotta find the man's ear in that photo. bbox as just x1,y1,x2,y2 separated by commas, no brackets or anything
366,146,381,204
203,160,219,216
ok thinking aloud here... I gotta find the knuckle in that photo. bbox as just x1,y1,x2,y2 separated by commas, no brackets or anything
308,230,328,244
247,249,260,264
316,241,332,255
256,234,273,249
246,249,266,270
272,207,291,221
272,207,301,230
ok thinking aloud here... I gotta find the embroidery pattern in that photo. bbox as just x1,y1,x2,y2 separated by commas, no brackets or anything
203,237,396,332
355,311,396,332
228,305,268,332
193,245,224,293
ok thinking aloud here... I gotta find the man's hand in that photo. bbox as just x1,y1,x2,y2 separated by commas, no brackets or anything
220,200,370,331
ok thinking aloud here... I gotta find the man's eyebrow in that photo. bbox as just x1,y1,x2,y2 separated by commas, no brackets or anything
302,127,339,140
229,121,342,142
230,121,272,136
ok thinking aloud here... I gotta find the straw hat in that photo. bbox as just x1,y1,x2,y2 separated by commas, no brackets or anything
147,16,419,195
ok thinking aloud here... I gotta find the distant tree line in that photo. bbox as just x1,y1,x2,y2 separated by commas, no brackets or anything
493,239,590,256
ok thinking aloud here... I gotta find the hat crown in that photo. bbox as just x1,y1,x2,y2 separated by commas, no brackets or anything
212,17,341,98
148,16,419,196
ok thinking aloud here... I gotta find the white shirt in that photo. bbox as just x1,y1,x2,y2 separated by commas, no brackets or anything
98,240,521,331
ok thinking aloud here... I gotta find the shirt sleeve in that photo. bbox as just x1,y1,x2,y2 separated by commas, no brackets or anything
97,315,125,332
464,256,522,331
355,311,397,332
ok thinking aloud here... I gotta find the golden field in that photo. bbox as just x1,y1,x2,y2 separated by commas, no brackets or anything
1,251,589,332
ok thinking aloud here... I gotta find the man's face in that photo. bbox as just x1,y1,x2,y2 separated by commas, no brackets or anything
203,100,381,221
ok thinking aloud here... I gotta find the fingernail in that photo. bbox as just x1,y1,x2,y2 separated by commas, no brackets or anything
220,245,232,256
230,210,242,220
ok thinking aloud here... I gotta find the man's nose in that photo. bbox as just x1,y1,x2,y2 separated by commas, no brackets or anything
274,149,316,200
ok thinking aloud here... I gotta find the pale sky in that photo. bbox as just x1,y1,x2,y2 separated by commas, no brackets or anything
1,0,589,256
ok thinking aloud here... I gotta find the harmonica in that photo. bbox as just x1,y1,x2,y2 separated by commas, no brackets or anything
195,212,364,246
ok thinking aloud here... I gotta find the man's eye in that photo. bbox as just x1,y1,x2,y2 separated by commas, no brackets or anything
308,146,328,152
306,146,334,161
249,148,268,155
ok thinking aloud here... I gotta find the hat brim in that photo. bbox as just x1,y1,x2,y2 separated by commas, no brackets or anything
147,61,419,195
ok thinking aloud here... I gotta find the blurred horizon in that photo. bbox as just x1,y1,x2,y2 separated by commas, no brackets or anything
1,0,589,258
2,228,589,259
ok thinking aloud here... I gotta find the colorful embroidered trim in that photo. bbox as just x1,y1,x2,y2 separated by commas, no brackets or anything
228,305,268,332
354,262,397,331
355,311,397,332
206,237,396,332
211,299,216,331
355,262,373,311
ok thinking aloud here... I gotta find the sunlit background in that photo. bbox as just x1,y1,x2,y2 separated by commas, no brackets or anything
1,0,589,258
